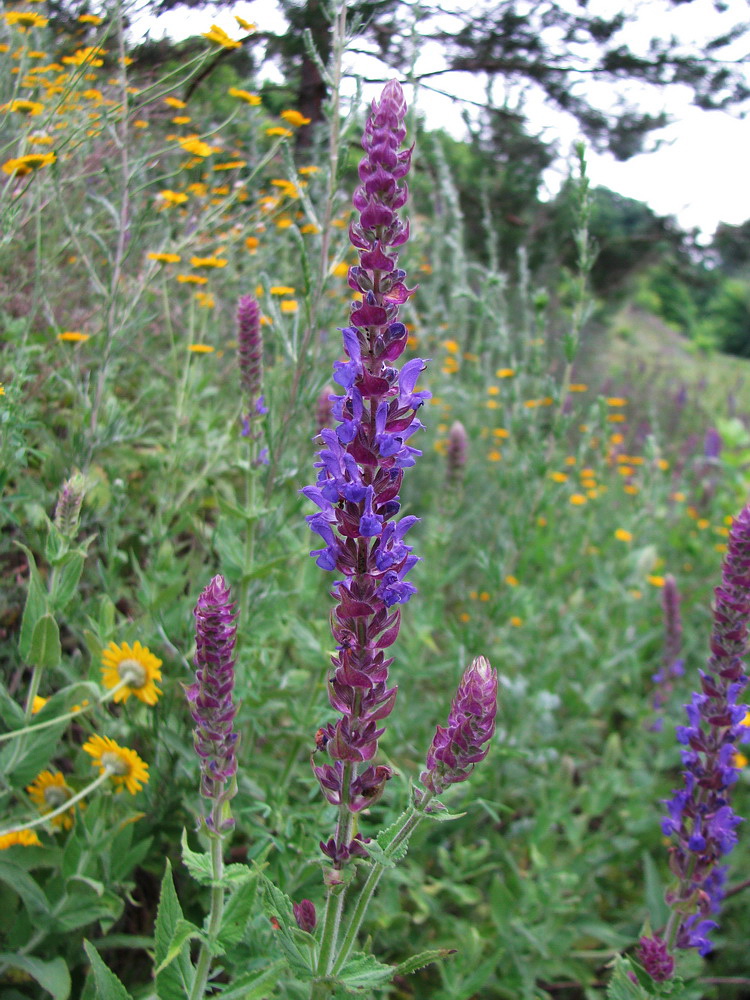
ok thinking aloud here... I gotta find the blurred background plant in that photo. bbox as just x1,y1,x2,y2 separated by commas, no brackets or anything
2,0,750,997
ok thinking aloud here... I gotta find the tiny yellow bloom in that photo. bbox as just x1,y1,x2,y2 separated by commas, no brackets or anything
57,331,90,342
177,274,208,285
487,449,502,462
505,575,519,587
213,159,246,170
190,255,227,268
270,285,296,295
671,492,686,502
280,109,311,126
443,339,459,353
133,119,148,128
479,591,490,602
549,472,568,483
299,165,320,175
159,189,188,206
27,770,79,829
496,367,515,378
83,735,149,794
459,612,471,623
31,695,47,713
569,493,587,506
2,152,56,176
228,87,261,105
245,236,259,253
0,830,42,849
172,115,192,125
266,126,293,138
606,397,628,406
281,300,299,314
569,383,588,392
195,291,215,309
202,24,241,49
300,222,320,234
275,217,293,229
607,413,626,423
101,640,162,705
235,15,256,30
177,136,213,157
510,616,523,627
647,575,665,587
624,484,638,495
1,98,44,115
148,252,181,264
78,13,103,23
164,96,187,108
188,344,214,353
614,529,633,542
487,385,500,396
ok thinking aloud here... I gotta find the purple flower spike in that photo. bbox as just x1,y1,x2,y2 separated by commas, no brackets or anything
236,295,266,441
636,936,675,982
302,81,429,866
420,656,498,795
185,575,239,831
658,504,750,965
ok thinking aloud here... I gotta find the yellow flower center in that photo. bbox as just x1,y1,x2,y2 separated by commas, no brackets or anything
118,658,147,688
101,751,129,776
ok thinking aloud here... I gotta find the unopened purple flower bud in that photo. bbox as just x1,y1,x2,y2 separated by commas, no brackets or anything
185,575,238,831
446,421,468,486
636,936,675,982
704,427,722,460
53,471,86,538
293,899,317,932
237,295,263,401
421,656,497,795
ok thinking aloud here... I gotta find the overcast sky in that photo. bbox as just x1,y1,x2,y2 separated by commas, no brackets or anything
134,0,750,241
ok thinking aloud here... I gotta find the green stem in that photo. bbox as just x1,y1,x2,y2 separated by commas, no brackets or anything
331,793,432,975
189,806,227,1000
0,677,130,744
0,769,113,837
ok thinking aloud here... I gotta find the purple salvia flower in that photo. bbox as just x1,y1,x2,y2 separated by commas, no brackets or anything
236,295,267,438
293,899,317,932
53,471,86,538
185,575,239,832
636,935,675,982
650,574,685,728
303,80,429,865
420,656,498,795
657,504,750,967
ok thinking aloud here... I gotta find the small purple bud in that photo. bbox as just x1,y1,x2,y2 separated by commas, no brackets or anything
53,471,86,538
237,296,263,402
293,899,317,932
421,656,498,795
636,936,675,982
446,421,468,486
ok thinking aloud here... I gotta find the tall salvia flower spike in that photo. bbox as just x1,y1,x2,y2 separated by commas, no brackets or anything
445,420,468,487
302,79,429,867
420,656,498,795
650,573,685,729
236,294,268,441
185,575,239,832
53,471,86,538
643,505,750,972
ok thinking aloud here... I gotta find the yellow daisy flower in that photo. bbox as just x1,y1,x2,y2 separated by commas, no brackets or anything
280,109,311,127
83,735,149,794
27,770,80,829
228,87,261,105
1,98,44,115
101,640,162,705
202,24,241,49
57,331,90,342
2,152,56,176
0,830,41,849
177,136,213,157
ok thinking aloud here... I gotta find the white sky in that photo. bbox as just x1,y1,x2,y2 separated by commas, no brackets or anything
133,0,750,241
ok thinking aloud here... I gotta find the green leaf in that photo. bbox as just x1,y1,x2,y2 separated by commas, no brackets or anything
362,839,395,868
153,918,204,975
218,877,258,948
0,682,26,728
180,828,213,885
29,614,61,669
51,551,86,610
257,870,315,979
0,712,65,784
336,952,394,993
82,940,133,1000
0,858,52,924
215,960,286,1000
607,956,655,1000
642,852,670,930
392,948,455,978
0,953,71,999
17,545,48,661
154,859,195,1000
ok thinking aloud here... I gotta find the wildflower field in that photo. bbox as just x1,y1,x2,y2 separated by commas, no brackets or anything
2,4,750,999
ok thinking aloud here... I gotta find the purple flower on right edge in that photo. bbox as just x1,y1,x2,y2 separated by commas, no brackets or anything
641,504,750,976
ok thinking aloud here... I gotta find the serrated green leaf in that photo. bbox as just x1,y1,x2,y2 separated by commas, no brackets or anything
0,953,71,999
215,959,286,1000
257,870,315,978
607,956,652,1000
17,546,47,661
154,918,203,975
362,839,395,868
392,948,455,978
181,828,213,885
218,876,258,948
154,859,195,1000
0,858,51,924
82,941,133,1000
30,613,61,669
336,952,393,992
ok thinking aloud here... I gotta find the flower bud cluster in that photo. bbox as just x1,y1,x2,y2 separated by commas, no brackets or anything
420,656,498,795
656,504,750,961
185,575,239,831
302,81,428,863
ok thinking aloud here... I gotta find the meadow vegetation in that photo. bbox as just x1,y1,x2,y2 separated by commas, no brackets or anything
1,4,750,999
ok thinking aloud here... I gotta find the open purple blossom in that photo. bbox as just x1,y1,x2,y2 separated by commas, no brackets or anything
185,575,239,832
420,656,498,795
646,504,750,972
302,80,428,867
